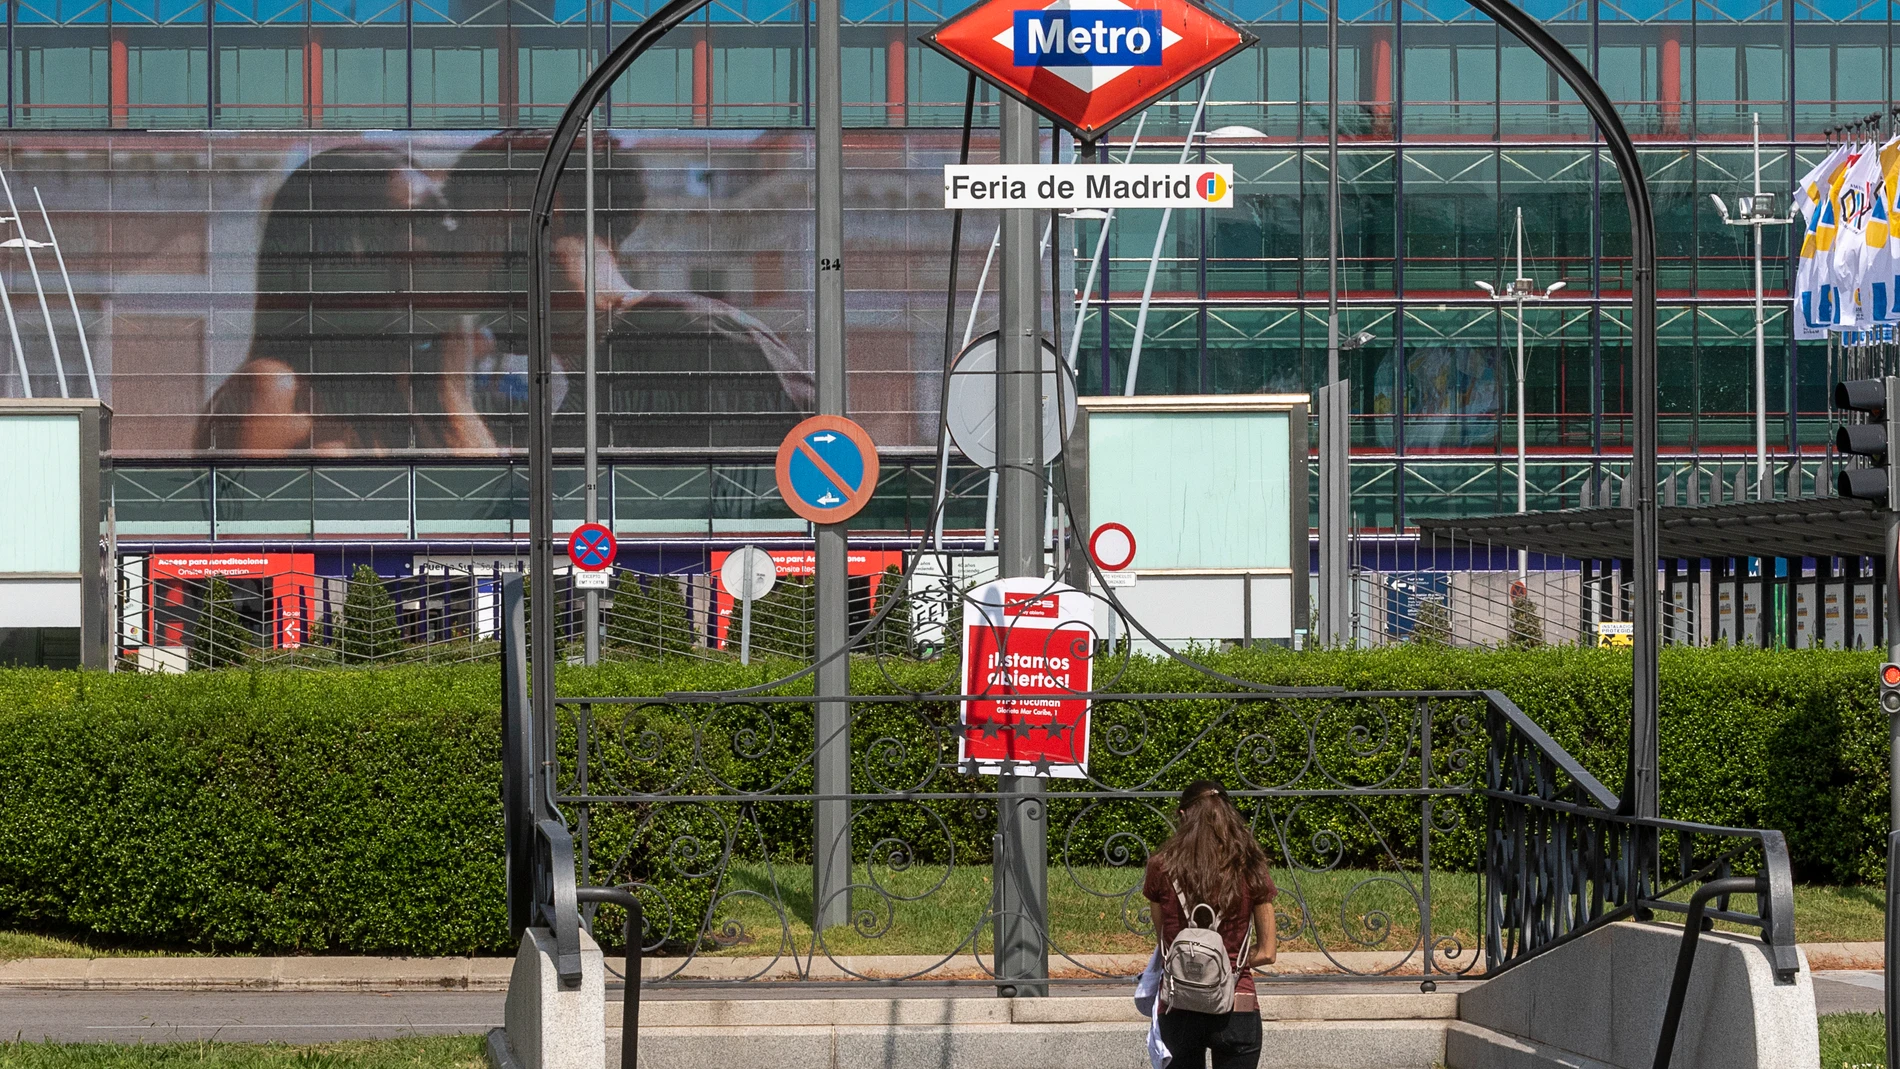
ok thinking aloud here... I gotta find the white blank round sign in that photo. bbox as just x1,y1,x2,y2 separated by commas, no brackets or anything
720,545,778,601
944,333,1076,470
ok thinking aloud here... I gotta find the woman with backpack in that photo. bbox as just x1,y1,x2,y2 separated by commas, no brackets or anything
1141,779,1279,1069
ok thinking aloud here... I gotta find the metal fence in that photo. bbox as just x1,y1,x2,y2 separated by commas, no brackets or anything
110,560,897,672
493,575,1798,995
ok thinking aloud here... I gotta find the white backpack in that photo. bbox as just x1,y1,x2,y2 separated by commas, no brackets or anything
1160,880,1252,1014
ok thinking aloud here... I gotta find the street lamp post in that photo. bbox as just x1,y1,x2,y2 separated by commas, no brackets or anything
1475,207,1565,578
1708,112,1794,499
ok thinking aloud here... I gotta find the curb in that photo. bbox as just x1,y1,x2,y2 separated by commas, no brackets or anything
1801,942,1884,971
0,956,517,991
0,950,1475,991
0,941,1867,991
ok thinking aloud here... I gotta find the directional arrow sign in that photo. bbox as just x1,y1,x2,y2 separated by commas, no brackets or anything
923,0,1255,144
775,415,881,524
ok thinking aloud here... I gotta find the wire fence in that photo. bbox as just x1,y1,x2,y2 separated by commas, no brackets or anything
1339,526,1882,652
112,559,937,672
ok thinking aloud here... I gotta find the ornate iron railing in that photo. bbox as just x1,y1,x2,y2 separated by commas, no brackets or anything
1483,692,1798,981
498,578,1799,990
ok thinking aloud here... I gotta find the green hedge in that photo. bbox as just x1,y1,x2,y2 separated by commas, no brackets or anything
0,647,1886,955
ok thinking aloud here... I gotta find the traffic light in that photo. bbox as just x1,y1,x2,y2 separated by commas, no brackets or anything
1882,662,1900,715
1834,377,1900,506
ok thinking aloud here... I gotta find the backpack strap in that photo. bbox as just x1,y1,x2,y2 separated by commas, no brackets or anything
1171,878,1221,930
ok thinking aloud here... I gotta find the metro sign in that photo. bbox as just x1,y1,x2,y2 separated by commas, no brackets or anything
924,0,1254,144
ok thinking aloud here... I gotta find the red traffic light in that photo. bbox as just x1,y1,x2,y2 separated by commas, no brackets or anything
1881,663,1900,688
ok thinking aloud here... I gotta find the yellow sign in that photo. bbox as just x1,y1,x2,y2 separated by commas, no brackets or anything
1597,622,1633,648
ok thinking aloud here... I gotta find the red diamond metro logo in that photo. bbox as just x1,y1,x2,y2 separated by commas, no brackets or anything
923,0,1254,145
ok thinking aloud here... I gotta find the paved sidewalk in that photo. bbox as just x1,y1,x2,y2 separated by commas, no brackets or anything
0,951,1469,990
7,989,507,1044
0,942,1874,991
1814,969,1885,1015
5,982,1465,1045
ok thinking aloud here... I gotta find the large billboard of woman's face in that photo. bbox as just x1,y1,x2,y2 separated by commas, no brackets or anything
0,128,970,459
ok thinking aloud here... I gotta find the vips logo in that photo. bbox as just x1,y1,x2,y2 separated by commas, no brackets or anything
1012,9,1163,67
1195,171,1227,201
1003,591,1061,618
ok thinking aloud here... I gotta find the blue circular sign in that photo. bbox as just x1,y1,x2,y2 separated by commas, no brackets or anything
567,523,617,571
774,416,880,524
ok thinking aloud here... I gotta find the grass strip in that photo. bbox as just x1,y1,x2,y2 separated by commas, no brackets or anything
5,876,1889,963
1820,1012,1886,1068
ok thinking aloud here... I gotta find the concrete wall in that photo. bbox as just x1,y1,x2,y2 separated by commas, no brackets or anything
1449,922,1818,1069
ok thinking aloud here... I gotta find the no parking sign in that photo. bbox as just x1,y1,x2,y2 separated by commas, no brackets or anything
775,415,880,524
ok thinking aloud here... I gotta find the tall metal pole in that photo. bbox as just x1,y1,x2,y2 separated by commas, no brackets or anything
583,113,601,666
1326,0,1340,387
0,171,63,398
1124,77,1213,395
527,0,719,920
994,97,1047,998
1316,0,1349,646
0,214,29,398
1516,207,1528,578
33,191,95,399
1752,111,1768,495
1458,0,1659,822
811,0,853,935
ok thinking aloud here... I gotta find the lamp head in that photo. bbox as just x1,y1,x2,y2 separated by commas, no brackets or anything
1544,280,1568,297
1063,208,1111,220
1708,193,1731,222
1473,280,1496,295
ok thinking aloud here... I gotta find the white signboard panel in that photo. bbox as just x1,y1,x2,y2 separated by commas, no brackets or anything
943,165,1234,209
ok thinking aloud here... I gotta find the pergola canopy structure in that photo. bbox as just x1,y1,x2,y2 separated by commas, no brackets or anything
1415,497,1887,563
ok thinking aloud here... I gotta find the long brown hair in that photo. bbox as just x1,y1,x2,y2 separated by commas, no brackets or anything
1152,780,1273,914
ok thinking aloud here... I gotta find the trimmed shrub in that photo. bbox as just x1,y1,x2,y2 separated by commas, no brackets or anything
749,576,814,659
604,571,645,652
0,646,1888,955
650,576,694,656
1412,597,1452,644
607,574,697,658
188,577,251,670
340,566,403,664
868,565,911,655
1506,594,1544,649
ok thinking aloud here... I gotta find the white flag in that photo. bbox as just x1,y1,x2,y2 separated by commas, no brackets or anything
1795,145,1851,339
1834,143,1883,330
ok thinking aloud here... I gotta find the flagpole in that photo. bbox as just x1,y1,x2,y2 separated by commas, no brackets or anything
1515,206,1527,577
1753,111,1767,495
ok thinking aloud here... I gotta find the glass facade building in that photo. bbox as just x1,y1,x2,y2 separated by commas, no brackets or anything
0,0,1867,538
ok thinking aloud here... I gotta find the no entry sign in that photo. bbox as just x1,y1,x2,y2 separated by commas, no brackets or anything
1088,522,1136,571
958,577,1094,778
923,0,1255,144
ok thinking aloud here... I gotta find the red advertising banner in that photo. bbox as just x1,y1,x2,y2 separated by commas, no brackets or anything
706,548,907,648
146,553,316,649
958,577,1094,778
